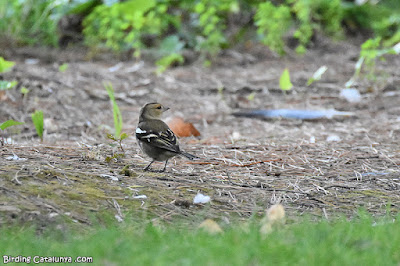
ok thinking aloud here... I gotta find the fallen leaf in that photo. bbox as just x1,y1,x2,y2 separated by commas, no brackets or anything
167,117,200,137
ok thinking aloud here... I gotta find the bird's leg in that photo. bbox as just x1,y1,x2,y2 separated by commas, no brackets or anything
161,159,169,172
144,160,155,171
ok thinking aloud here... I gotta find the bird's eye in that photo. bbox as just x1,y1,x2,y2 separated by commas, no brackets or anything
156,106,162,109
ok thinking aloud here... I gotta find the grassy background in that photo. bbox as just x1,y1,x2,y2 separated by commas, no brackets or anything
2,212,399,265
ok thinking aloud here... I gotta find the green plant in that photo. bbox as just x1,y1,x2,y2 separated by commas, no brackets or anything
105,153,123,163
346,37,396,87
104,82,122,137
193,0,237,57
2,0,399,69
254,0,343,55
0,120,24,131
20,87,29,95
0,57,18,91
254,2,292,55
155,35,185,74
0,0,64,46
83,0,168,57
289,0,343,54
289,0,314,54
0,57,15,72
104,82,127,151
279,68,293,92
31,110,44,142
58,63,69,72
343,1,400,47
107,133,128,153
317,0,343,37
20,87,30,108
0,80,18,90
360,37,396,77
1,212,400,265
156,53,184,74
307,65,328,86
83,0,239,63
0,120,24,145
247,92,256,101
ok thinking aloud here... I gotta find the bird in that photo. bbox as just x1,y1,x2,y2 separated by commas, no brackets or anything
136,102,198,172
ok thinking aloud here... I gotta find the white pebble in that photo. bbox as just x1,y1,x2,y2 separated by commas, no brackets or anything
193,193,211,204
326,135,341,142
133,195,147,199
340,88,361,103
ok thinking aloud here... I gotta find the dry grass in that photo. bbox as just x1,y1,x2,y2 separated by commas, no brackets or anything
1,135,399,227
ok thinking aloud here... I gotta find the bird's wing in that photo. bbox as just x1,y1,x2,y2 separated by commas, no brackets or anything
136,124,180,153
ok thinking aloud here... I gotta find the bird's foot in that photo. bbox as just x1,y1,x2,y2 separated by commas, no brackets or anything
143,167,166,173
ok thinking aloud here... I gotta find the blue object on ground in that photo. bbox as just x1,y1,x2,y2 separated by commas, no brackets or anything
232,109,354,120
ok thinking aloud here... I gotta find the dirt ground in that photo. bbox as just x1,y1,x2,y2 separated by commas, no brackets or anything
1,36,400,228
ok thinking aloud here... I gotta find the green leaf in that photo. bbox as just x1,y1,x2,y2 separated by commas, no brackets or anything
156,53,184,74
119,0,156,15
247,92,256,101
0,57,15,73
107,133,117,141
254,2,291,55
59,63,69,72
0,80,18,90
68,0,102,15
120,132,129,140
195,2,205,13
354,56,365,75
203,60,211,67
295,45,306,55
104,82,123,137
0,120,24,131
20,87,29,95
31,110,44,141
279,68,293,91
159,35,185,54
307,66,328,86
230,2,240,13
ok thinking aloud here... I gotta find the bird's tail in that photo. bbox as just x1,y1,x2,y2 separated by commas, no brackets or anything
180,151,199,160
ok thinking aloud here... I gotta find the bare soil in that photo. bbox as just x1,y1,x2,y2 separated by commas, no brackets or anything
1,37,400,228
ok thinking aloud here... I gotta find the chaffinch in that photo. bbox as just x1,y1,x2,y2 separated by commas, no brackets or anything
136,102,197,172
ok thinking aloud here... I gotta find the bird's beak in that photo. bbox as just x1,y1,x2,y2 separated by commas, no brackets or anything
163,106,170,112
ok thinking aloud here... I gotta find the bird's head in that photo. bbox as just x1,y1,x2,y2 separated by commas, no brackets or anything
140,102,170,120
